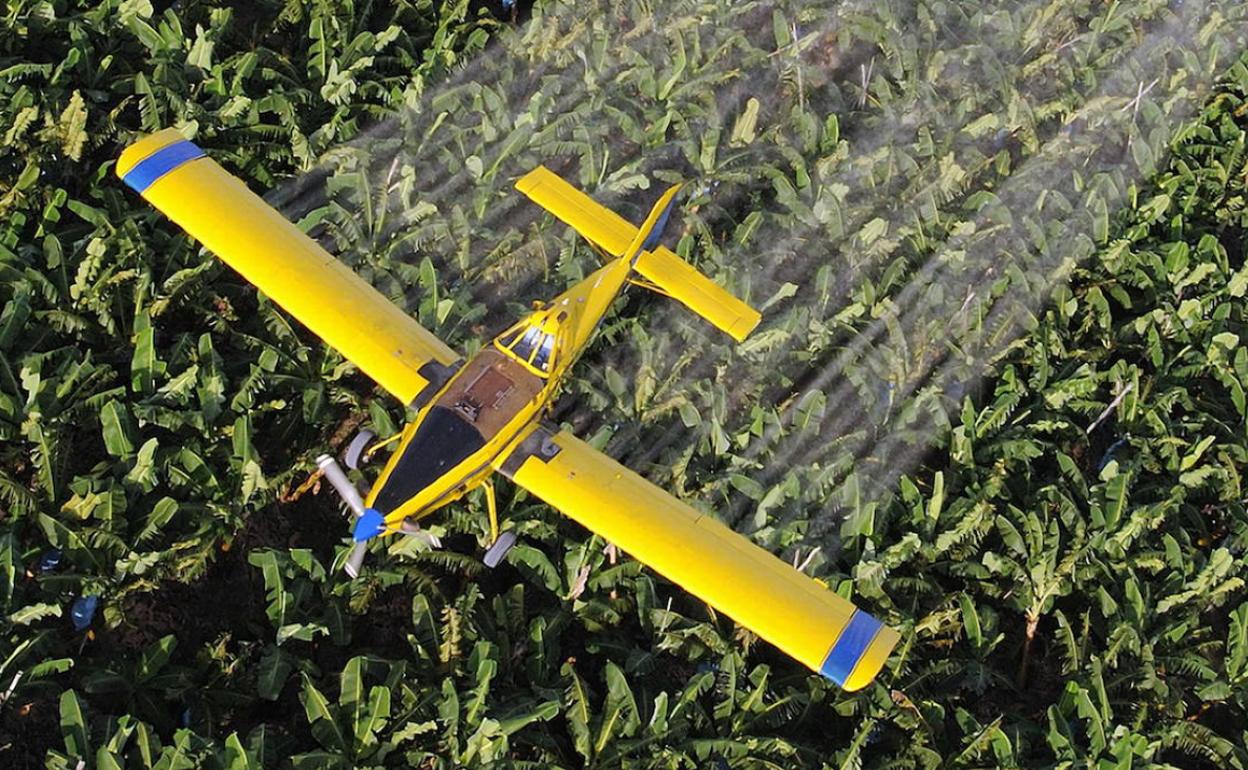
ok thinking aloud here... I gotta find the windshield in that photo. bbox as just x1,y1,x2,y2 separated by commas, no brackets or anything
532,335,555,371
496,324,555,374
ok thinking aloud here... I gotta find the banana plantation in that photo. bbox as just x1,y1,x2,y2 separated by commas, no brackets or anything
3,0,1248,767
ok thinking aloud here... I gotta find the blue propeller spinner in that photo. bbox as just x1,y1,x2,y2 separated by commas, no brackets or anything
353,508,386,542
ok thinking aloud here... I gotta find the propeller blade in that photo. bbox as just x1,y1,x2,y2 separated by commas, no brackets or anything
343,541,368,578
317,454,365,517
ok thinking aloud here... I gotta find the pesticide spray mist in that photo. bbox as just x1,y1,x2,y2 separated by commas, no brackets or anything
275,0,1248,565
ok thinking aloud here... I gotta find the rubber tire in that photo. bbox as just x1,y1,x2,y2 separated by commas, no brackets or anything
483,531,518,568
344,429,376,471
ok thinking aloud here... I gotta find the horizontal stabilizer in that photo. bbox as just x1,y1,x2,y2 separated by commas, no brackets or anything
633,247,760,342
515,166,635,256
516,166,761,342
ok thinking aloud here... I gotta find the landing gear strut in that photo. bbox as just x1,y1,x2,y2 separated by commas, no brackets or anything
481,481,516,568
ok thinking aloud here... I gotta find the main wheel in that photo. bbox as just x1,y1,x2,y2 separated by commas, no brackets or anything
483,531,518,568
344,429,376,471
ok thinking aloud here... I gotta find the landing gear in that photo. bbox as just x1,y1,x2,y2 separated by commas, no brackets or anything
484,481,500,543
484,531,517,568
344,429,376,470
481,481,516,568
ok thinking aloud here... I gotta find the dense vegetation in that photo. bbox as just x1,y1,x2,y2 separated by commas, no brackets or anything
2,0,1248,767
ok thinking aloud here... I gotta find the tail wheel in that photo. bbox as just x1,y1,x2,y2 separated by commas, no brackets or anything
344,429,376,471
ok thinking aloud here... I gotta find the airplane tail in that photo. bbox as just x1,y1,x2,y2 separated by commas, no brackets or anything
516,166,761,342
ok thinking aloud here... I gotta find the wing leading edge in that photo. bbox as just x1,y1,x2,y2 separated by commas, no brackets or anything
500,428,899,690
117,129,459,405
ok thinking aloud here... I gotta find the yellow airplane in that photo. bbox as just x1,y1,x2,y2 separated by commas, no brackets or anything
116,128,899,691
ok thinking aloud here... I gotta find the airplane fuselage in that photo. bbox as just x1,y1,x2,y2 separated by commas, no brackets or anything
364,253,634,527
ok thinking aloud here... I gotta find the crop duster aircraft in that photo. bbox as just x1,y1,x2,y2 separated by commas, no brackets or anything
117,128,899,690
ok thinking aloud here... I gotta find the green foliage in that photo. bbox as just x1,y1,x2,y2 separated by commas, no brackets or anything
3,0,1248,768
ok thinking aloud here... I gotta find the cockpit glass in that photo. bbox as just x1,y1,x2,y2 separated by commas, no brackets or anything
532,335,555,371
497,323,556,374
498,327,521,348
511,327,542,361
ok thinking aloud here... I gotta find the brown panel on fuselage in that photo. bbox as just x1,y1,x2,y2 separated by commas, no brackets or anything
437,348,544,440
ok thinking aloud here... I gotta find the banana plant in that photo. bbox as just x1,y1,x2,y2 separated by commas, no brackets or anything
44,688,262,770
292,656,400,769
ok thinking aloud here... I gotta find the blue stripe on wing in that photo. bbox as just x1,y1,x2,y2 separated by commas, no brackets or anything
819,609,883,686
122,140,205,193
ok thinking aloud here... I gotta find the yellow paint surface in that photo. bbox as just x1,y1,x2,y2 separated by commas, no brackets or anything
118,130,458,404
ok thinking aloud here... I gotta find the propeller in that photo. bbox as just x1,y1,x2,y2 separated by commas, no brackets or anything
317,454,364,516
344,541,369,579
343,510,386,578
317,454,385,578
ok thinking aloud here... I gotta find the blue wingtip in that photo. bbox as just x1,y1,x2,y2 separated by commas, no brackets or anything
819,610,883,687
122,139,205,193
353,508,385,542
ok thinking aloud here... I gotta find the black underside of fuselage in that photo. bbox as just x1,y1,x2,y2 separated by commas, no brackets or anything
371,406,485,514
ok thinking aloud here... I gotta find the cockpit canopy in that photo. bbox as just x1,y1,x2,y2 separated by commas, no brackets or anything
495,312,563,376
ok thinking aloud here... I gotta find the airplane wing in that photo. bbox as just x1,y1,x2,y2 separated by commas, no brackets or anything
497,427,899,690
516,166,761,342
117,129,460,405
